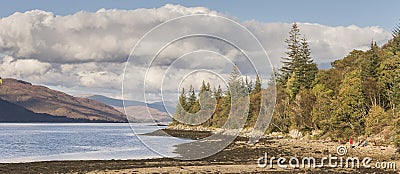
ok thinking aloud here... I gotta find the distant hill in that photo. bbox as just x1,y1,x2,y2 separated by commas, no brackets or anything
149,101,176,114
86,95,176,114
0,99,112,123
114,106,172,122
85,95,174,122
87,95,146,107
0,78,127,122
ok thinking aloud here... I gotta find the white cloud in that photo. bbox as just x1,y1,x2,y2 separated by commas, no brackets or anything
244,21,391,67
0,5,221,63
0,55,51,78
0,4,393,102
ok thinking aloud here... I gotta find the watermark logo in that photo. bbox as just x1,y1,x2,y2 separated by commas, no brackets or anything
336,145,347,156
122,14,276,160
257,145,396,171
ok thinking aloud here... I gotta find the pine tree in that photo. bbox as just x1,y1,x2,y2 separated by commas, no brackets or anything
363,41,380,79
362,41,382,108
213,85,223,100
299,36,318,89
244,76,253,95
287,36,318,97
391,22,400,55
279,24,317,99
279,22,301,85
200,80,207,93
268,68,279,87
187,85,198,113
197,81,215,126
179,87,187,111
393,22,400,37
253,75,262,94
228,64,245,102
173,88,187,125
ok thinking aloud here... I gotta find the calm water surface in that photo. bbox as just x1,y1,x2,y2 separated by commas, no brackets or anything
0,123,191,163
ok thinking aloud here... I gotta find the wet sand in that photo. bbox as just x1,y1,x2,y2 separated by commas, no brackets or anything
1,129,399,174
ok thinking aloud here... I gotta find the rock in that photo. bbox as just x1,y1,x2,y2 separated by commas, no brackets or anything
323,149,330,155
289,129,303,139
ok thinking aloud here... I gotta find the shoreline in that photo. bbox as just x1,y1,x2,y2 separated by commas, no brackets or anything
1,128,399,173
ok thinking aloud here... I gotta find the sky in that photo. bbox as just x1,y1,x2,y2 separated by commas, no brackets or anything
0,1,398,103
1,0,398,30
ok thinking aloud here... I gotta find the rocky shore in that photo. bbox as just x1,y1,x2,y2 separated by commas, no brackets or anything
1,128,399,174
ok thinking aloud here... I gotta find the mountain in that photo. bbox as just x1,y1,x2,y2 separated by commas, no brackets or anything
114,106,172,122
87,95,146,107
85,95,174,122
0,99,112,123
148,101,176,114
0,78,127,122
86,95,176,114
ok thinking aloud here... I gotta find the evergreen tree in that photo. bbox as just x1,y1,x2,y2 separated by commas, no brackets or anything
362,41,382,108
391,22,400,55
393,22,400,37
179,87,187,111
197,81,215,126
173,88,187,124
244,76,253,95
213,85,223,100
187,85,198,113
228,64,245,102
279,22,301,85
299,36,318,89
363,41,380,79
200,80,207,93
268,68,278,87
286,36,317,99
279,24,317,99
253,75,262,94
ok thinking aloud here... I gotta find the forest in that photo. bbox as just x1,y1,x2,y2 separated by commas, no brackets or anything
172,22,400,147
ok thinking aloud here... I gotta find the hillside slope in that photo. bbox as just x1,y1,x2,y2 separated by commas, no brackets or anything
87,95,176,114
0,78,127,122
0,99,110,122
86,95,172,122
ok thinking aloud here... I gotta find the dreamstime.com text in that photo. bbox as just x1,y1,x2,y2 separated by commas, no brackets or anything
257,146,397,171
